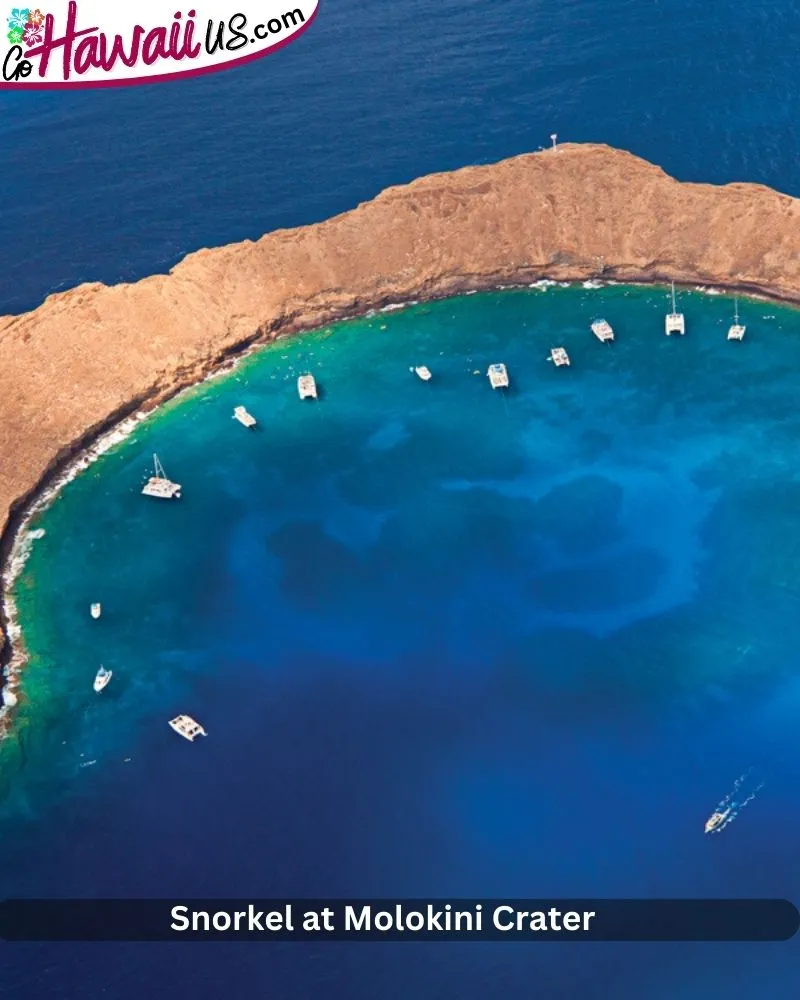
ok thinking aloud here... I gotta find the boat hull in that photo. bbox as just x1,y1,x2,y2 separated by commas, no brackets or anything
169,715,207,741
142,478,182,499
704,809,730,834
93,670,112,693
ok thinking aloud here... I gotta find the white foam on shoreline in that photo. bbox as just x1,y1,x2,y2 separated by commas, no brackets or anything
0,410,148,736
379,300,420,314
200,356,243,382
0,335,285,737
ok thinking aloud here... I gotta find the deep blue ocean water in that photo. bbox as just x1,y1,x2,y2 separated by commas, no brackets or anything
2,1,800,997
1,0,800,316
3,286,800,998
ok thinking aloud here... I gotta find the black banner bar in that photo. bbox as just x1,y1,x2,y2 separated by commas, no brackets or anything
0,899,797,942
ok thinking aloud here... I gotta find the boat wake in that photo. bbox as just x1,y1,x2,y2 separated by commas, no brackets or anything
705,768,764,834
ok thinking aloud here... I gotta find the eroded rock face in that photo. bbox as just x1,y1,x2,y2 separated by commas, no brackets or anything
0,142,798,605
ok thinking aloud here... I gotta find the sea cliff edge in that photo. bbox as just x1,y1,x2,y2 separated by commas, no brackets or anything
1,142,799,710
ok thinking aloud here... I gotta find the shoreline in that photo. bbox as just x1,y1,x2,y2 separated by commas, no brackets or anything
0,274,795,738
2,141,800,732
0,339,269,734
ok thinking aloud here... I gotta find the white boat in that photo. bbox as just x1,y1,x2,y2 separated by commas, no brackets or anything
169,715,207,741
591,319,614,342
412,366,432,381
297,374,318,400
487,363,509,389
548,347,571,366
727,298,746,341
90,602,102,620
93,666,112,693
705,807,731,834
665,281,685,335
233,405,257,428
141,454,182,499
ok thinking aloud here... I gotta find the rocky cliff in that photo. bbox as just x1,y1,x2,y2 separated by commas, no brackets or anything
1,142,799,625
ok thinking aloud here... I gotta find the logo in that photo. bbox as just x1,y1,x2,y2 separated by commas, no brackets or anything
1,1,318,88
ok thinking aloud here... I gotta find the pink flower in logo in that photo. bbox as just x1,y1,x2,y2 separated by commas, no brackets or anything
23,20,41,44
27,6,44,25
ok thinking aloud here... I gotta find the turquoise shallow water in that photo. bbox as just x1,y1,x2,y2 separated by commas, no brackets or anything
2,284,800,997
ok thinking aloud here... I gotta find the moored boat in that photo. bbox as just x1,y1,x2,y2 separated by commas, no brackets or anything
169,715,207,741
591,319,614,342
487,363,509,389
665,280,685,335
297,374,318,400
141,454,182,499
548,347,571,366
233,405,257,428
727,298,745,341
413,366,432,381
90,602,102,619
93,666,112,693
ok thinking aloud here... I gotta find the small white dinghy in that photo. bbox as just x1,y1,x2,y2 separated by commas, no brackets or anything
93,666,112,693
90,603,102,620
411,366,432,381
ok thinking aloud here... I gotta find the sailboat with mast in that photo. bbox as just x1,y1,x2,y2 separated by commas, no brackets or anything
665,281,685,335
141,454,182,499
727,298,746,340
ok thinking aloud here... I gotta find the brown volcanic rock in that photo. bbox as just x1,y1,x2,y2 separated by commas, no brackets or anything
1,142,799,587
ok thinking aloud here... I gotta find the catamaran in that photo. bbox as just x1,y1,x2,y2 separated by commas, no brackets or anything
169,715,207,741
90,602,102,620
297,374,318,400
665,281,685,335
141,454,181,499
727,298,746,340
233,405,257,427
548,347,571,366
487,363,509,389
93,666,112,693
591,319,614,342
